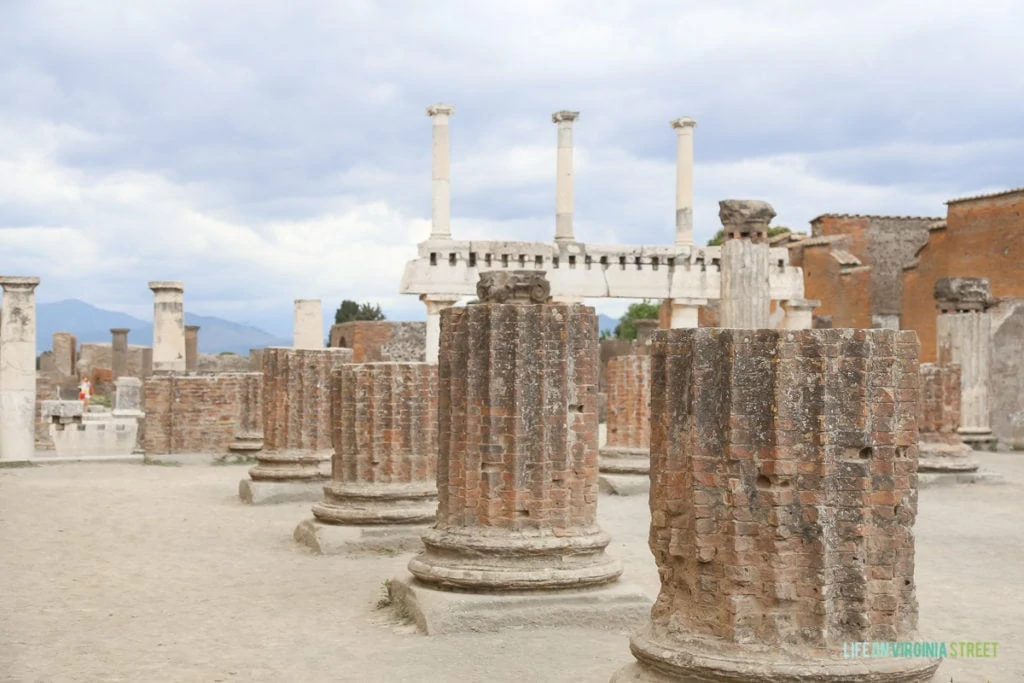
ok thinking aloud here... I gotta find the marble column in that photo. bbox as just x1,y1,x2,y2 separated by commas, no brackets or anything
427,103,455,240
148,281,186,374
935,277,994,447
670,117,697,247
293,299,324,350
718,199,773,329
553,110,580,243
184,325,199,372
421,294,459,364
0,276,41,462
782,298,821,330
110,328,130,379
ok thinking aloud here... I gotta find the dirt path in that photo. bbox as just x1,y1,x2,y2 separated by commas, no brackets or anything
1,455,1021,682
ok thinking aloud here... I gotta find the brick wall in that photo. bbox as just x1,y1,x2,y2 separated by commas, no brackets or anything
328,321,426,362
142,373,261,454
604,355,651,450
78,343,149,377
262,347,354,452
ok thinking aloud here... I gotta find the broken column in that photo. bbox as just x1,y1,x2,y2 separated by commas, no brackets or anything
228,372,264,460
148,281,186,374
918,363,978,473
599,354,652,496
295,362,438,554
391,271,650,635
238,346,353,505
52,332,77,377
185,325,199,372
427,103,455,240
293,299,324,350
553,110,579,242
935,277,994,448
670,117,696,247
110,328,130,379
718,200,773,329
0,276,41,462
611,328,940,682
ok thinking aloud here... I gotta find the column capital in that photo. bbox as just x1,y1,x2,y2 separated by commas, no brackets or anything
427,103,455,117
185,325,200,332
781,298,821,311
552,110,580,124
670,116,697,130
718,199,776,241
0,276,40,292
148,280,184,293
934,277,992,312
110,327,131,335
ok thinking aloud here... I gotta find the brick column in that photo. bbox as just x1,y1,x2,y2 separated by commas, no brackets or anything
598,355,652,495
228,372,263,458
392,271,649,634
552,110,579,242
110,328,130,379
670,117,697,247
918,363,978,473
935,277,994,447
295,363,438,554
427,103,455,240
293,299,324,350
184,325,199,372
718,200,773,329
0,276,41,462
611,328,940,682
52,332,77,377
148,281,186,374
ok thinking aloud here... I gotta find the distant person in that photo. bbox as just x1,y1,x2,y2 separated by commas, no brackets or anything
78,376,92,411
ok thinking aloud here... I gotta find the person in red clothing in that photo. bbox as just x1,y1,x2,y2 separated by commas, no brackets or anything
78,375,92,411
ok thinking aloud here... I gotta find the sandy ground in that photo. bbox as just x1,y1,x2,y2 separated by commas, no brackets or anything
1,453,1022,683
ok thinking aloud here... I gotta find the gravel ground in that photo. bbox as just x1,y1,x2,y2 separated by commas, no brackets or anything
1,453,1021,683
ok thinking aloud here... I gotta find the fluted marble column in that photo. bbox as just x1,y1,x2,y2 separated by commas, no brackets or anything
0,276,41,462
718,200,773,330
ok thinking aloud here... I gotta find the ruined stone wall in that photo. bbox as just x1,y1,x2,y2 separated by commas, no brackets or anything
78,343,149,377
142,373,261,454
262,347,353,452
196,352,251,373
328,321,426,363
991,300,1024,448
34,372,60,451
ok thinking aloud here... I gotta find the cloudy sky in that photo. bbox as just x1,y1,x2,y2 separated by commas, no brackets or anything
2,1,1022,336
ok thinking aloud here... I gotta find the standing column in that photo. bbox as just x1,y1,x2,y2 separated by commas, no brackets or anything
670,117,697,247
0,276,41,462
427,103,455,240
935,277,994,447
148,281,186,374
668,298,705,329
718,199,774,329
612,328,940,682
52,332,76,377
293,299,324,350
552,110,579,242
918,363,978,472
598,353,652,495
421,294,459,364
110,328,130,379
184,325,200,372
782,298,821,330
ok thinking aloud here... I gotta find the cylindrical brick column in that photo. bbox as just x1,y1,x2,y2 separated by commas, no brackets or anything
0,276,41,462
408,270,621,591
52,332,76,376
718,200,773,329
110,328,130,379
918,363,977,472
313,363,438,524
427,103,455,240
229,372,264,455
293,299,324,350
935,277,993,447
552,110,579,243
148,281,186,374
612,328,939,682
185,325,199,372
670,117,696,247
599,355,651,476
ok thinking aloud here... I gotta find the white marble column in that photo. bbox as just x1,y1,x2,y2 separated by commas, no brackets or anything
293,299,324,350
0,276,41,462
935,277,994,446
422,294,460,363
668,298,705,329
670,117,697,247
427,103,455,240
148,281,186,374
718,200,774,329
552,110,579,243
782,298,821,330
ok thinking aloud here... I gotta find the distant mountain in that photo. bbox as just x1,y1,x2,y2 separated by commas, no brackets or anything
35,299,291,356
598,314,619,334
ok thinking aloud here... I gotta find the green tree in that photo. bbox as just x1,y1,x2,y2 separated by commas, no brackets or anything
707,226,792,246
334,300,386,324
613,300,661,340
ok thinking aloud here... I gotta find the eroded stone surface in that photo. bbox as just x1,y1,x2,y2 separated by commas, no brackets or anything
918,364,978,472
934,277,991,312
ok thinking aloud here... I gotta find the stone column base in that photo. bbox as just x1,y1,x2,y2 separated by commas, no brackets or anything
238,478,325,505
610,629,941,682
599,446,651,474
313,482,437,525
388,575,651,635
293,518,429,555
959,429,997,449
229,432,264,454
247,451,324,481
918,442,979,473
599,474,650,496
918,471,1007,489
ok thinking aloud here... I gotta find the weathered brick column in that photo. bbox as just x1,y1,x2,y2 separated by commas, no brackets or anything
935,277,994,448
719,200,773,329
392,271,650,634
110,328,130,379
238,347,353,504
598,354,652,495
295,362,438,553
228,372,263,459
918,363,978,473
612,328,941,682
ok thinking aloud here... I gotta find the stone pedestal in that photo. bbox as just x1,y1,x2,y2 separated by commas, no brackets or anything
293,299,324,350
599,355,651,496
113,377,145,455
238,347,352,505
185,325,199,372
918,363,978,473
393,271,650,634
611,328,940,683
935,277,995,447
296,362,438,554
148,281,186,374
0,276,41,462
110,328,130,379
52,332,77,377
228,372,263,459
719,200,773,330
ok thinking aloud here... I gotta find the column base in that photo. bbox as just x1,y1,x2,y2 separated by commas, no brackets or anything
293,518,429,555
599,446,651,474
388,575,652,635
238,478,325,505
313,481,437,525
958,429,997,449
247,450,326,481
229,433,264,453
917,441,979,473
599,474,650,496
918,471,1007,489
610,628,941,682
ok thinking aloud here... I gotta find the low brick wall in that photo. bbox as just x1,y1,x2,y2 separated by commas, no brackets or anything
78,343,150,377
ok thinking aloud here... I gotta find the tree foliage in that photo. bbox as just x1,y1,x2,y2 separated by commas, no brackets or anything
334,300,386,324
707,226,792,246
613,300,661,340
